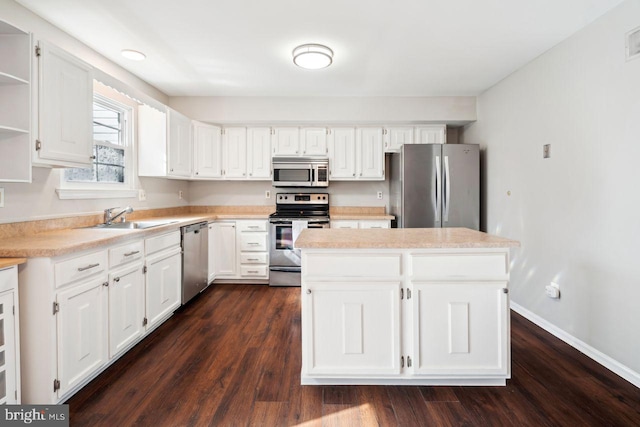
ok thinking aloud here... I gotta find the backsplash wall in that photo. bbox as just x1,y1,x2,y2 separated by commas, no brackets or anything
189,180,389,209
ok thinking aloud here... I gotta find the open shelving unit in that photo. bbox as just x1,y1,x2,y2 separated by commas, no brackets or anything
0,20,31,182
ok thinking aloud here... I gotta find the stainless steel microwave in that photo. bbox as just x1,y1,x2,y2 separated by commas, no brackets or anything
272,157,329,187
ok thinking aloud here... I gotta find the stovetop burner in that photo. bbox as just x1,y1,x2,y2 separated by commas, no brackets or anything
270,192,330,222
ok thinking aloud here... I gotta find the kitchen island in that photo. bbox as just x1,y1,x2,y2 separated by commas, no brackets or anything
295,227,519,386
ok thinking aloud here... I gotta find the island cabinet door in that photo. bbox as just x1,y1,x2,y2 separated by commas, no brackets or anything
303,282,402,377
410,281,509,377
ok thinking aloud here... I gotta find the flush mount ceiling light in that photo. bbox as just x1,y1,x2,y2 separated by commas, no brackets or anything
292,44,333,69
121,49,146,61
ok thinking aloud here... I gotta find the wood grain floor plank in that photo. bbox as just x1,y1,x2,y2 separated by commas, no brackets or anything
65,286,640,427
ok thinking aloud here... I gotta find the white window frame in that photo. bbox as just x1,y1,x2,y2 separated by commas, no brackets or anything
57,93,138,199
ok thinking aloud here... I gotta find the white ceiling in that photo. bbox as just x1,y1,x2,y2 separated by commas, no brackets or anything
17,0,625,97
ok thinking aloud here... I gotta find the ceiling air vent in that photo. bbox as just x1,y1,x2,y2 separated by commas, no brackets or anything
626,26,640,61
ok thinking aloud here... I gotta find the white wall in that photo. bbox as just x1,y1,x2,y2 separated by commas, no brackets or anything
189,180,387,208
463,0,640,377
169,96,476,125
0,0,188,223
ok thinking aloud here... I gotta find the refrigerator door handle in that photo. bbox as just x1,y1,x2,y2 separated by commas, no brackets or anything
444,155,451,222
435,155,441,222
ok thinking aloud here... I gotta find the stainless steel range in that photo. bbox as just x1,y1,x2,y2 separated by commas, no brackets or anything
269,193,330,286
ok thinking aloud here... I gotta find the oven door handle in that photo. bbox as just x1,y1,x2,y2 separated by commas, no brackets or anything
269,266,301,273
308,224,328,229
270,221,293,225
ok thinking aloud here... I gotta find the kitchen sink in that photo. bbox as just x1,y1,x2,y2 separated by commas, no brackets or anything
83,220,180,230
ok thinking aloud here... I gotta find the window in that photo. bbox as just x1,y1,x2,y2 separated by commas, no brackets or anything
58,91,137,199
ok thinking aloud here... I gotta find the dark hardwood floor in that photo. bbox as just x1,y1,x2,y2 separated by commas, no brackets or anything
67,285,640,426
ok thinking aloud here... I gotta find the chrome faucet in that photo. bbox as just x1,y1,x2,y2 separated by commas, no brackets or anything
104,206,134,225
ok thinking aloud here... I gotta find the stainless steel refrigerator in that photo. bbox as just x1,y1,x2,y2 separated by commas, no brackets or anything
389,144,479,229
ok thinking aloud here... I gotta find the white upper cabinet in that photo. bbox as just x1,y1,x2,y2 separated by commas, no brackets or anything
246,127,271,180
300,127,328,156
223,127,247,178
272,127,300,156
167,108,192,178
193,121,222,178
0,20,32,182
35,41,93,168
357,127,384,179
415,125,446,144
137,104,167,177
328,127,356,179
384,126,414,153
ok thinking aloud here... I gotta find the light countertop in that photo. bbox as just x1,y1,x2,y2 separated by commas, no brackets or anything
0,212,269,258
0,258,27,269
295,227,520,249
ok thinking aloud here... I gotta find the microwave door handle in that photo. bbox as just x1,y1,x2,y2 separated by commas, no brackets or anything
311,168,315,185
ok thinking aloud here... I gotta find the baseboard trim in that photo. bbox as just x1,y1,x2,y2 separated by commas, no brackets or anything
511,302,640,389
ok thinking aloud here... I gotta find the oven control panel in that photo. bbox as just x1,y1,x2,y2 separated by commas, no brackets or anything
276,193,328,204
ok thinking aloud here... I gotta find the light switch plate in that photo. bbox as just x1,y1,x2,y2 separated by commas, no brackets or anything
543,144,551,159
0,188,4,207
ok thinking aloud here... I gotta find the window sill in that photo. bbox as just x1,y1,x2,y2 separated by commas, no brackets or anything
56,188,138,200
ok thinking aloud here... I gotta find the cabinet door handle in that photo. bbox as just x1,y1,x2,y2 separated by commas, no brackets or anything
247,270,259,274
247,258,259,261
248,242,260,246
77,263,100,272
124,250,140,257
114,277,120,283
306,289,311,294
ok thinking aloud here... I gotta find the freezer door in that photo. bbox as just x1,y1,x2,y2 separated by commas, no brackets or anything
442,144,479,230
402,144,442,228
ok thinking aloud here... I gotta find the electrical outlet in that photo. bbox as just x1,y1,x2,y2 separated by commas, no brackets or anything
178,190,184,200
545,282,560,299
543,144,551,158
377,191,383,200
265,190,271,199
138,189,146,201
0,188,4,208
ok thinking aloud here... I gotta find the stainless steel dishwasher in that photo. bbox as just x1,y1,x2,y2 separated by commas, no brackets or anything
181,222,209,305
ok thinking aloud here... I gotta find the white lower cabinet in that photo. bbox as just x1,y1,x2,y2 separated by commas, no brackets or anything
411,281,509,376
304,282,401,376
0,266,21,404
108,263,145,358
145,248,181,330
209,220,269,282
210,221,237,278
331,219,390,229
19,230,182,403
56,275,108,397
301,248,511,386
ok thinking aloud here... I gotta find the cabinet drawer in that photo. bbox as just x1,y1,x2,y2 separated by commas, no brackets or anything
109,240,144,268
331,220,359,229
237,220,268,232
359,220,390,229
240,253,268,264
0,266,17,293
304,253,402,278
239,233,267,251
409,252,508,278
240,265,268,277
55,250,108,287
145,231,180,256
